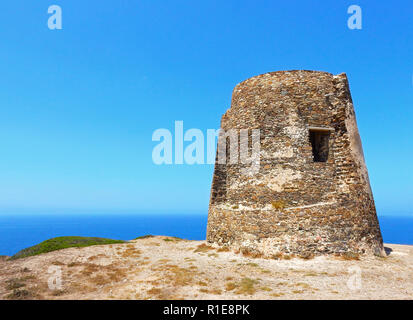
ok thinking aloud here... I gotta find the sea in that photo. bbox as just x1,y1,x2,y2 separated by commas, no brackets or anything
0,214,411,257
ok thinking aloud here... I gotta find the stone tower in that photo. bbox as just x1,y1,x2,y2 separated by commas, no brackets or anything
207,70,384,257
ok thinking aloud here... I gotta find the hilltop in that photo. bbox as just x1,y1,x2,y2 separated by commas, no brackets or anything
0,236,412,300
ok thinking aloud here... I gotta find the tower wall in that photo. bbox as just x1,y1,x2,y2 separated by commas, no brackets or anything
206,70,384,256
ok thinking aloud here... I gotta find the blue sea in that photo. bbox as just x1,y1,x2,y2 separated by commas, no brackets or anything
0,214,411,256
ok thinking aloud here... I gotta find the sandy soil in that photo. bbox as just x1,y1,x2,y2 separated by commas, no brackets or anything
0,236,412,300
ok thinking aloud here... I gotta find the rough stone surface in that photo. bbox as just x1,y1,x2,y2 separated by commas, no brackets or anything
207,70,384,257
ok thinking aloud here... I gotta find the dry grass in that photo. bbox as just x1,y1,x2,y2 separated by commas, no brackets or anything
209,288,222,295
5,278,26,290
271,200,286,210
260,286,272,292
208,253,218,258
184,257,196,262
272,252,294,260
225,278,260,295
298,252,315,260
336,252,360,261
157,258,171,264
151,264,195,287
236,278,259,295
292,289,305,294
51,289,67,296
225,282,237,291
20,275,36,281
294,282,312,289
146,242,161,246
70,282,93,294
6,288,34,300
271,292,285,297
147,287,162,296
200,288,222,295
194,244,214,253
80,263,100,275
120,246,142,258
88,254,106,261
74,262,128,287
67,261,82,267
246,262,259,267
89,274,108,286
217,247,230,252
240,247,263,259
3,274,40,300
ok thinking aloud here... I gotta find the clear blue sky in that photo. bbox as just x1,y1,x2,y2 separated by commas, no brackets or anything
0,0,411,216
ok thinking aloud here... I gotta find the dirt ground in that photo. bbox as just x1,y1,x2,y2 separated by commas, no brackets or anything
0,236,412,300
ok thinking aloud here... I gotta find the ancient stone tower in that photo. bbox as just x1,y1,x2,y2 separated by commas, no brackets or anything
207,70,384,257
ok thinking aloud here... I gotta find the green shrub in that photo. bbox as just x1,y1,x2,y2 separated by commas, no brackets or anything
10,236,125,260
134,235,155,240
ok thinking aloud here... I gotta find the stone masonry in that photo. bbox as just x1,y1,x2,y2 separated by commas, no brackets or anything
207,70,385,257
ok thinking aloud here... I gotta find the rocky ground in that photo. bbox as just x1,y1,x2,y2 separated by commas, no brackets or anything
0,236,412,300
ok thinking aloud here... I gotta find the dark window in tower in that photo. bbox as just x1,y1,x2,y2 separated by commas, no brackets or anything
309,130,330,162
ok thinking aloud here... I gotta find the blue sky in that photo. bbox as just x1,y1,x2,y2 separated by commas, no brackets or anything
0,0,411,216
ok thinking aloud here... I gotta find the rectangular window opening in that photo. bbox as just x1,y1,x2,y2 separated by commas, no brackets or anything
309,130,330,162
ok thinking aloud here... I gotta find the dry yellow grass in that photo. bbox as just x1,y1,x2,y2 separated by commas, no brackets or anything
120,246,142,258
260,286,272,292
225,282,237,291
246,262,259,267
146,242,161,246
157,259,171,264
147,288,162,296
271,200,286,209
236,278,259,295
194,244,214,253
240,247,263,259
335,252,360,261
272,252,295,260
298,252,315,260
151,264,195,287
271,292,285,297
225,278,260,295
90,274,108,286
200,288,222,295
